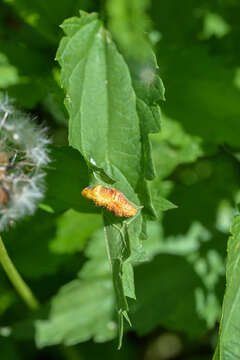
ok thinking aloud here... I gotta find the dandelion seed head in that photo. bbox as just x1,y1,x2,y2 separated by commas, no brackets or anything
0,96,51,231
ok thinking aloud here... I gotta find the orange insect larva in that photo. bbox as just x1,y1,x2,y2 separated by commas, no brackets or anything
81,185,138,217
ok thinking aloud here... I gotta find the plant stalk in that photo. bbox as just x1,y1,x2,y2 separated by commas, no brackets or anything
0,234,39,310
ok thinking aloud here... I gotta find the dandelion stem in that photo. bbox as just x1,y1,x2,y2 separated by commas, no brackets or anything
0,234,39,310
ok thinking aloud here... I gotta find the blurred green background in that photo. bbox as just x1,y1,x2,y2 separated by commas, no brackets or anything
1,0,240,359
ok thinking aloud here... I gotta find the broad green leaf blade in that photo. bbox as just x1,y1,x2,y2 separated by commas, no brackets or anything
213,215,240,359
56,11,170,347
56,11,141,189
56,12,147,345
36,277,115,347
35,229,116,347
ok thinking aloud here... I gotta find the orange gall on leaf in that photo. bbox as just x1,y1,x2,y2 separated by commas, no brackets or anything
81,185,138,218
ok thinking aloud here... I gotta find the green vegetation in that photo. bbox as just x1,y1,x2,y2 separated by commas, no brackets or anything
0,0,240,359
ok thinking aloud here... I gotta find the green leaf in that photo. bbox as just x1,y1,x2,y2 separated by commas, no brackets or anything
213,345,219,360
56,11,168,346
202,12,230,39
34,224,144,348
103,212,134,348
49,209,102,254
213,215,240,359
56,11,145,342
35,229,116,347
35,276,115,347
0,52,19,88
122,262,136,300
151,114,204,180
128,49,167,219
56,11,141,190
152,196,177,212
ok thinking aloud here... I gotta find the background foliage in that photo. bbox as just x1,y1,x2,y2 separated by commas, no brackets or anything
1,0,240,359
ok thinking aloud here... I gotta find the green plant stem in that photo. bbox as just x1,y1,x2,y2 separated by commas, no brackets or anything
0,234,39,310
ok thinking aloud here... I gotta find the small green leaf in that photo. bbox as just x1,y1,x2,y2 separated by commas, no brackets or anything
152,196,177,212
